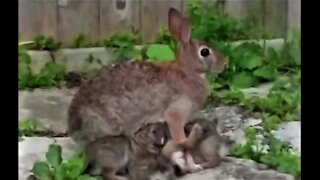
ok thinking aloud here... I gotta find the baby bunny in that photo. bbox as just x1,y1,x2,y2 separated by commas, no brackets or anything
162,118,230,175
85,121,176,180
67,7,227,172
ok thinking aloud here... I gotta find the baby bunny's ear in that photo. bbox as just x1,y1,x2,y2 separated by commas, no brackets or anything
168,7,191,45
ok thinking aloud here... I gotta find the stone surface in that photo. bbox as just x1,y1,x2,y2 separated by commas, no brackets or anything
241,82,274,98
19,85,268,135
18,86,300,151
240,75,295,99
180,157,294,180
28,47,115,74
18,85,300,178
19,137,80,180
26,39,284,74
199,106,263,146
273,121,301,151
18,87,267,139
19,88,78,133
19,137,294,180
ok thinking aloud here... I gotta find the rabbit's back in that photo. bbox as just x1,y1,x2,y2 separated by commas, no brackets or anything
68,60,208,144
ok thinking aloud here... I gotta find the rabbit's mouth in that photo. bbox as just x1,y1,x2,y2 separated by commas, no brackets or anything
211,66,225,74
216,68,225,73
212,59,228,73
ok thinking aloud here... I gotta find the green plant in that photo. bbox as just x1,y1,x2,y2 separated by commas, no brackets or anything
70,33,102,48
29,35,61,51
18,1,300,93
19,0,300,90
209,70,300,120
19,120,43,141
19,119,68,141
208,70,300,177
214,42,279,88
35,61,66,87
103,31,142,61
19,120,41,135
31,144,101,180
244,90,300,122
230,128,300,177
19,46,67,89
186,0,251,42
144,44,175,62
208,31,300,89
277,28,301,71
19,61,66,89
19,46,33,88
152,0,301,89
154,27,177,51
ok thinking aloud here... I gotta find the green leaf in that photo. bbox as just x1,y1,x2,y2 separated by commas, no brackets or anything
19,120,37,132
268,137,284,152
54,163,68,180
260,154,276,165
237,52,263,70
146,44,175,61
46,144,63,168
192,26,209,40
19,63,32,79
253,66,277,80
32,162,52,180
132,49,143,60
275,152,300,176
230,72,258,88
77,175,100,180
64,152,89,178
19,120,42,136
266,47,279,64
218,87,245,104
244,128,257,140
263,115,281,131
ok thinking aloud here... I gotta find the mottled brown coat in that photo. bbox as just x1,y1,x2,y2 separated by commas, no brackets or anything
67,7,227,172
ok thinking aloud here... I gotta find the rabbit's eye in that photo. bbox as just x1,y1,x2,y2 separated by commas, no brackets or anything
200,48,210,57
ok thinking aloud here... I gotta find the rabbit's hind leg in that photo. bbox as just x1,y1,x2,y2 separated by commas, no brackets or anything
185,151,203,173
164,97,195,149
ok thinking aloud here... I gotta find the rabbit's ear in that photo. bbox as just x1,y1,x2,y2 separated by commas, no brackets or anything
168,8,183,41
168,7,191,45
180,18,191,44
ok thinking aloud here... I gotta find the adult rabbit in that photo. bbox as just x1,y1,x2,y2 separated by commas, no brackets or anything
68,7,227,172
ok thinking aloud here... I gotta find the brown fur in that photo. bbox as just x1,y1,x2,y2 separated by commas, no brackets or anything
85,136,130,180
85,123,175,180
128,155,176,180
68,7,227,171
129,123,176,180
